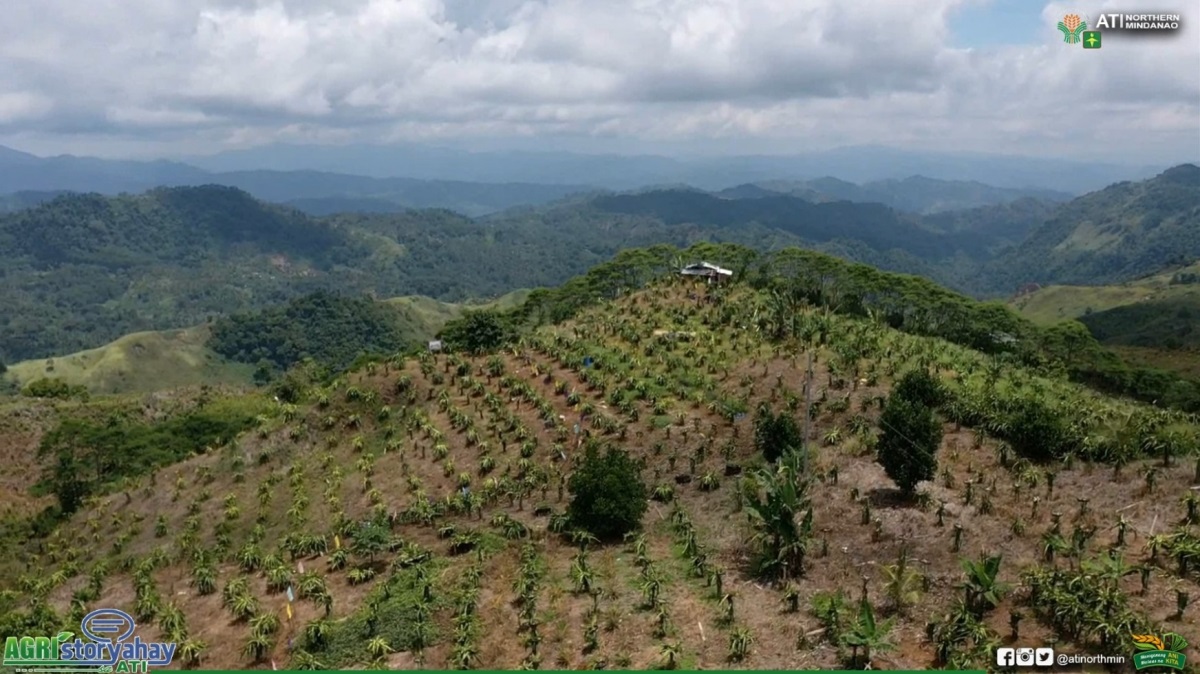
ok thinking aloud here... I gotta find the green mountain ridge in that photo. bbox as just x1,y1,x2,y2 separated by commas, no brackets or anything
0,184,986,364
1,165,1197,369
978,163,1200,294
738,175,1073,214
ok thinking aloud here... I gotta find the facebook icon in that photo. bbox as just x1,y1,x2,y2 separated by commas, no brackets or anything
996,648,1016,667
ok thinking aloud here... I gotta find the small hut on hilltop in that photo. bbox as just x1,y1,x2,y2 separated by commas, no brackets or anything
679,261,732,284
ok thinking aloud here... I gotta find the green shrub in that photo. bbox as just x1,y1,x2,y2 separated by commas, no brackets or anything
567,444,648,540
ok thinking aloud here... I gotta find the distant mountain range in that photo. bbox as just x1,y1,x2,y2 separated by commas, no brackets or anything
0,145,595,217
726,176,1073,214
181,142,1169,194
1,163,1196,365
0,143,1177,217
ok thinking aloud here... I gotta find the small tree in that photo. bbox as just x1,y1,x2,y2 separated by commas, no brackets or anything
350,518,390,565
891,369,944,409
753,403,804,463
876,395,940,497
567,445,648,540
440,310,510,355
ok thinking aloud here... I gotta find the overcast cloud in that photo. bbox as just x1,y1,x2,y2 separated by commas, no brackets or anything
0,0,1196,162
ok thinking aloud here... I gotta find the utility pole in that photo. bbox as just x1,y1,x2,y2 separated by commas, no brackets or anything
801,349,815,444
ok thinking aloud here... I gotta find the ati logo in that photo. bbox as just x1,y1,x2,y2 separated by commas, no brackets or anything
1058,14,1088,43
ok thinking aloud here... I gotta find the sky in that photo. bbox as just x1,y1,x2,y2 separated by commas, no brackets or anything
0,0,1196,164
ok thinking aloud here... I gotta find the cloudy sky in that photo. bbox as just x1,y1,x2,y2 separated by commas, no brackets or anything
0,0,1196,163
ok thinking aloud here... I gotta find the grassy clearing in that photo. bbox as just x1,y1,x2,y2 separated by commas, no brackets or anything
5,290,532,396
1011,260,1200,325
5,326,256,395
1011,284,1157,324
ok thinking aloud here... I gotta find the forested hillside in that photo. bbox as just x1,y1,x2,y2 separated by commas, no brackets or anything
0,186,969,363
2,166,1198,366
977,164,1200,294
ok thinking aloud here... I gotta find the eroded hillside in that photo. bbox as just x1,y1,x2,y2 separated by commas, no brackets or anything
2,278,1198,671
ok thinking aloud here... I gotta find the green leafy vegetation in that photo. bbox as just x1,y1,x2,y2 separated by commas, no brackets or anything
876,392,941,497
35,395,269,516
753,403,805,463
566,444,648,540
20,377,89,400
458,241,1200,414
210,291,411,372
437,309,514,355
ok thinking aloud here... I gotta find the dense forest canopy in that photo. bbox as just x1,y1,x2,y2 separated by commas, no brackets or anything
209,291,412,373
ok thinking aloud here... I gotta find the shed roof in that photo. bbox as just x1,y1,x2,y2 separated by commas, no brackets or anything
680,261,732,276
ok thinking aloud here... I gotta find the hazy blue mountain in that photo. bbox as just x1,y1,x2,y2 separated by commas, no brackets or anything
183,142,1170,193
0,146,595,216
209,170,595,216
0,146,207,193
738,175,1073,214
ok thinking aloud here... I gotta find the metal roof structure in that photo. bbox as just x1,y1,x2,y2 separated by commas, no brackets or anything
679,261,733,276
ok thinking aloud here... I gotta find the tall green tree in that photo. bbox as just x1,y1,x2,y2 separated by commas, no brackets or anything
439,310,511,355
753,403,804,463
567,445,648,540
876,395,941,497
891,369,945,408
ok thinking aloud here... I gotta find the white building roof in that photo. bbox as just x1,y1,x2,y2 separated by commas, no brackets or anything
680,261,733,276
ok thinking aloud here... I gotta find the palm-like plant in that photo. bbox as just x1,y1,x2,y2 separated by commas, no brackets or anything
178,639,207,669
658,641,681,670
290,649,325,671
303,618,331,650
728,627,754,662
881,548,922,614
960,554,1008,616
840,597,894,669
743,448,813,579
157,602,188,641
229,592,259,622
242,632,273,663
367,636,393,659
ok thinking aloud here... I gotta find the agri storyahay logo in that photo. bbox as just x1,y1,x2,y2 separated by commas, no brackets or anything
2,608,177,673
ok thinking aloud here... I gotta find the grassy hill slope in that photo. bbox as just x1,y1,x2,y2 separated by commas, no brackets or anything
5,326,254,394
1,248,1197,672
1011,261,1200,324
1010,262,1200,379
3,291,531,395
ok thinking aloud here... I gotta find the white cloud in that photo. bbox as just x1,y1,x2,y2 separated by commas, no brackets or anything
0,93,53,124
0,0,1195,162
